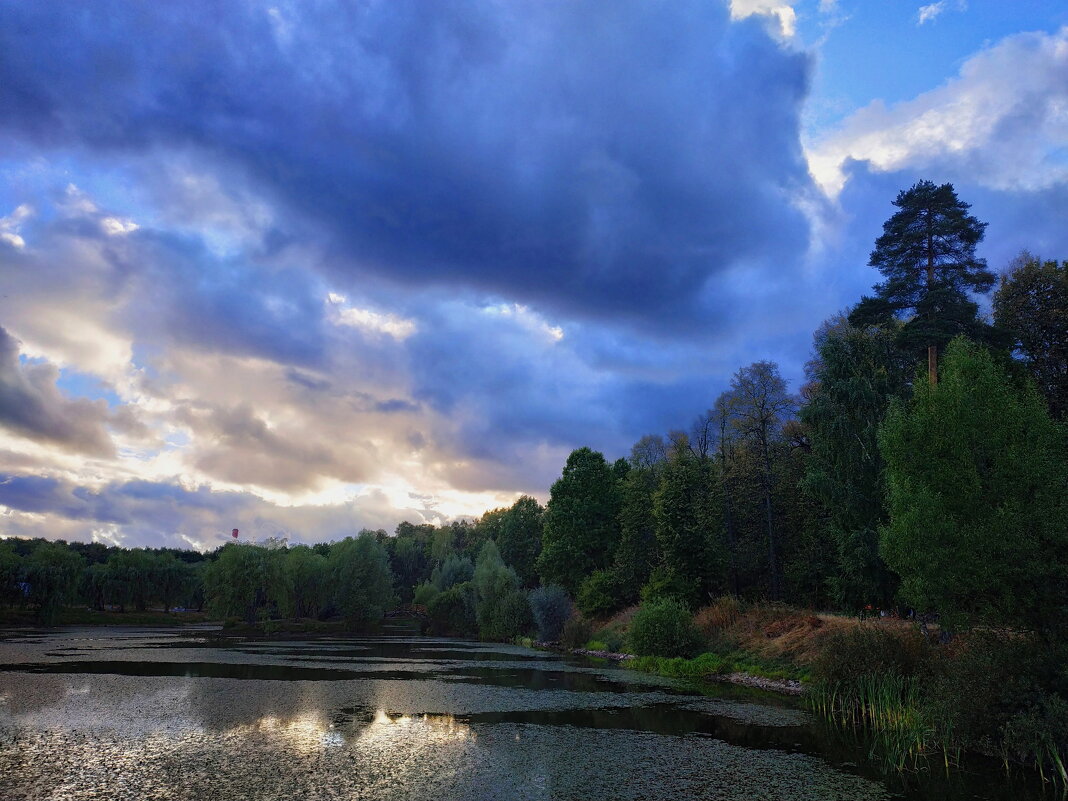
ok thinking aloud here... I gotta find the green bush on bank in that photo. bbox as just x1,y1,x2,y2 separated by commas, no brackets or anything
561,615,593,650
627,598,702,658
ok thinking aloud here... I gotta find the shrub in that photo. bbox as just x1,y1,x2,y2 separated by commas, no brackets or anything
1001,692,1068,782
426,581,477,637
484,589,533,641
561,615,594,650
627,598,702,658
529,585,573,642
412,581,439,607
920,630,1048,753
590,623,625,653
473,541,527,640
812,624,926,684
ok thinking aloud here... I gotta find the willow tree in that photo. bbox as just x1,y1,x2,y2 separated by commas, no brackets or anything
850,180,994,385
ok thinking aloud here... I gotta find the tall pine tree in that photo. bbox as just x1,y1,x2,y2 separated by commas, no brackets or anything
850,180,994,385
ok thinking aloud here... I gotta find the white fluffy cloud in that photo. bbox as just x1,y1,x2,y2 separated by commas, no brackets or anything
808,27,1068,195
730,0,798,38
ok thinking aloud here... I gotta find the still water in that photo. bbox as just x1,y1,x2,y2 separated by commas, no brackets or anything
0,625,1046,800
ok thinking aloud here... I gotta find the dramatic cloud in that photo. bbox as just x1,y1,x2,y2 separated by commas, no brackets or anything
0,0,817,334
0,327,115,457
0,2,1064,548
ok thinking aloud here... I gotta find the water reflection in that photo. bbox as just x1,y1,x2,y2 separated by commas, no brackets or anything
0,628,1049,801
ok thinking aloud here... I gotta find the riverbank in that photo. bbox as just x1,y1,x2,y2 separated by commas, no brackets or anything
0,608,212,627
546,644,806,695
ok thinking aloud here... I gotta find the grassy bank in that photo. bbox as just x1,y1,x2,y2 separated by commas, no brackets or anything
580,597,907,687
571,597,1067,785
629,651,805,683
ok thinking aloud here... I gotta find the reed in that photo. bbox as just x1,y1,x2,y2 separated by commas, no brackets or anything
807,672,932,772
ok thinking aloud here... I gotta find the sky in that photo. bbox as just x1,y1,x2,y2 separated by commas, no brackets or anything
1,0,1066,550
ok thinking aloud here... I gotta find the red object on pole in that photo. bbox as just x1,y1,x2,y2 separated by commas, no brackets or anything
232,528,239,539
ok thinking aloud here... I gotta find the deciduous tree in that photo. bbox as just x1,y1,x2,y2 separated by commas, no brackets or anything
994,252,1068,420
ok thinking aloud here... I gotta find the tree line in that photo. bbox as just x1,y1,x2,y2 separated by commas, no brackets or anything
1,180,1066,643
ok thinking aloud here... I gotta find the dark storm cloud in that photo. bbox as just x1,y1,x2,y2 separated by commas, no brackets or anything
0,0,816,332
1,199,328,369
134,234,328,367
0,326,115,457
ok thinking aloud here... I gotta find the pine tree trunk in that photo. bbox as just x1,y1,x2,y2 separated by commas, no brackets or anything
926,210,938,385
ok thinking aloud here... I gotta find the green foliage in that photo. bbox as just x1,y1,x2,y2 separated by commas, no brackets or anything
24,542,84,624
205,543,272,623
850,179,995,360
640,565,697,606
627,598,702,658
630,649,804,682
726,361,797,601
1002,694,1068,785
426,581,477,637
536,447,621,593
576,569,624,619
285,546,328,618
801,318,909,608
590,622,625,653
560,615,593,650
329,533,397,630
807,673,929,772
495,590,533,641
0,542,21,606
388,536,430,604
652,449,720,607
529,584,572,642
496,495,543,587
473,540,529,640
106,549,156,611
879,338,1068,632
431,553,474,591
994,252,1068,420
153,552,194,613
613,464,660,603
412,581,439,607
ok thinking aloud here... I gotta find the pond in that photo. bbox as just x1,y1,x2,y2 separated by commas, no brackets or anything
0,624,1046,800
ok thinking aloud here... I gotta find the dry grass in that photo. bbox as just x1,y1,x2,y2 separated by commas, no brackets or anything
599,604,640,630
691,597,921,667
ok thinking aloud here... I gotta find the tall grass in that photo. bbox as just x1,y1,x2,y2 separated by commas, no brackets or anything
807,672,931,772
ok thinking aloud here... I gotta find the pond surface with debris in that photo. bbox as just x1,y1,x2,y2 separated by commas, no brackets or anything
0,624,1045,800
